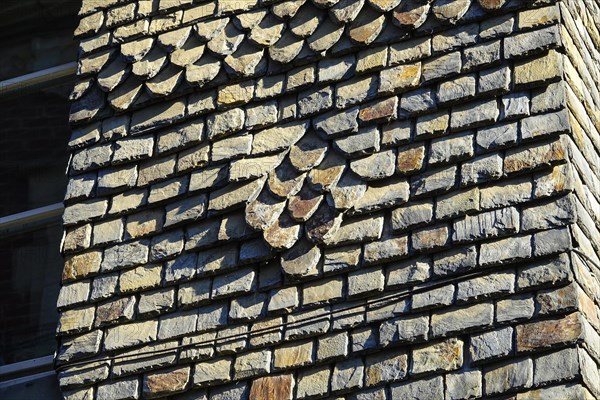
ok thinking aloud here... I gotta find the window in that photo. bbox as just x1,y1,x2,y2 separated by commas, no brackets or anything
0,3,79,396
0,64,76,398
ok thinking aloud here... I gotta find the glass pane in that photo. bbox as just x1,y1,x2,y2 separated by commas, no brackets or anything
0,81,72,217
0,222,63,365
0,373,62,400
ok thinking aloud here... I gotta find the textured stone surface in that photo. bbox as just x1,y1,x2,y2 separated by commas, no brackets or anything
391,376,444,399
411,338,464,374
431,303,493,337
273,340,313,369
365,350,407,386
60,1,596,397
144,367,190,398
470,327,513,362
484,358,533,395
249,375,293,400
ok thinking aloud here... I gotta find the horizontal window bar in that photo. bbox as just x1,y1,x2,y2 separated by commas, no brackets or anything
0,356,54,382
0,62,76,98
0,203,63,237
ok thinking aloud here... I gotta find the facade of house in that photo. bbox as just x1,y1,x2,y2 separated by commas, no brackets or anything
56,0,600,399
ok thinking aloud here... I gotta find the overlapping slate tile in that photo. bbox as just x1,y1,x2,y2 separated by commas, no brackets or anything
370,0,402,12
108,76,144,111
289,185,323,221
307,17,345,53
132,46,168,79
158,26,192,51
270,31,305,63
348,6,386,45
194,17,229,41
97,58,131,92
291,3,325,38
234,10,268,30
223,41,265,76
185,55,222,86
432,0,472,24
268,159,307,198
249,14,286,47
78,49,115,76
70,0,517,118
207,22,245,56
272,0,307,20
393,0,432,29
120,38,155,63
171,37,206,67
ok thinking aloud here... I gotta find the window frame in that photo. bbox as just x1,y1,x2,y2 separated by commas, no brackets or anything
0,62,75,385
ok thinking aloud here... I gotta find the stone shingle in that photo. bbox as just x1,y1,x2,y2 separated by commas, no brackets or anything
484,358,533,395
411,338,464,374
379,63,421,95
429,131,474,165
504,25,561,59
297,367,330,398
437,74,476,104
331,359,364,392
391,376,444,399
463,40,501,71
59,3,591,398
422,51,462,81
514,49,563,88
451,99,500,131
411,166,457,196
273,340,314,369
336,76,378,109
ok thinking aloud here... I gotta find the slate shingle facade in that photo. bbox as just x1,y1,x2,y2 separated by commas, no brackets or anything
56,0,600,398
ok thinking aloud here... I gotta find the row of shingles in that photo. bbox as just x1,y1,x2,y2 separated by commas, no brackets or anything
58,41,568,400
59,86,316,344
69,0,524,127
160,374,596,400
79,26,592,400
72,0,385,125
54,4,564,394
73,0,326,121
56,36,322,390
91,0,395,117
146,365,595,400
65,0,536,153
71,0,273,125
183,238,584,393
78,275,592,399
561,0,600,364
69,2,214,126
302,6,564,258
558,0,600,396
356,7,584,394
562,6,600,372
57,4,564,368
72,0,370,156
72,1,224,126
154,272,587,400
57,156,264,362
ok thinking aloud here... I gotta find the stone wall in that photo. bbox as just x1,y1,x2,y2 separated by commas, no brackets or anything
560,0,600,396
56,0,600,399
